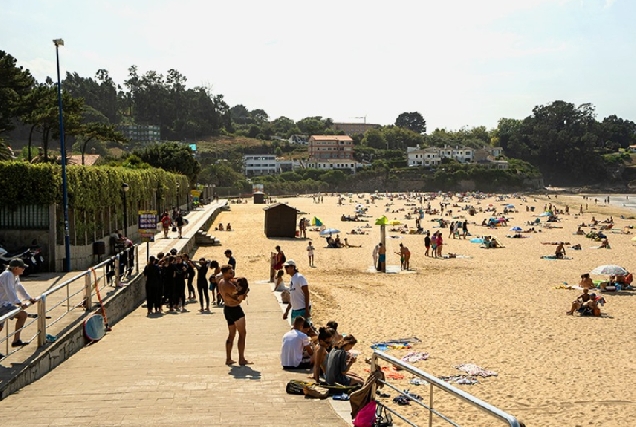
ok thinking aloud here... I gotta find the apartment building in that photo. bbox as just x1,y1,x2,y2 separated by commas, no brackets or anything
308,135,354,160
242,155,300,176
115,124,160,142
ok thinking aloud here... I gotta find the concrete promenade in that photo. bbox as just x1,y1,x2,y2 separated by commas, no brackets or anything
0,201,348,426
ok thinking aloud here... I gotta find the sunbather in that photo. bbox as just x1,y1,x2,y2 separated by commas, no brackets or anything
579,273,594,289
566,288,600,316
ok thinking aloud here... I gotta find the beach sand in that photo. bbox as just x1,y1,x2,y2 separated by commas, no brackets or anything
194,193,636,427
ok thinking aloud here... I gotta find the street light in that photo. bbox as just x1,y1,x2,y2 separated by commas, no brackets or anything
176,182,180,210
122,183,129,236
54,38,71,272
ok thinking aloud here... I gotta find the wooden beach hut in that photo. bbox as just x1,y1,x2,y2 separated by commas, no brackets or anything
264,203,299,238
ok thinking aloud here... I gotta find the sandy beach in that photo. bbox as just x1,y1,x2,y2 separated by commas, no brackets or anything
194,192,636,427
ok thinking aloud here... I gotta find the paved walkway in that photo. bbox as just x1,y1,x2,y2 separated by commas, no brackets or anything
0,202,348,426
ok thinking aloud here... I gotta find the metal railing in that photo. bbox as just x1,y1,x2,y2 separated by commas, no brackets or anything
370,350,521,427
0,245,139,360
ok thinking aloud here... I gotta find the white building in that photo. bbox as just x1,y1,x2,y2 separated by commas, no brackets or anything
243,154,301,176
407,145,474,167
304,158,360,172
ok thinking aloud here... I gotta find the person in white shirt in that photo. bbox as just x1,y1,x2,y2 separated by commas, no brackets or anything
0,259,36,351
281,316,314,370
282,260,310,323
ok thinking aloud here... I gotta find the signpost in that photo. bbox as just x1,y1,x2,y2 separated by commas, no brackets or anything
138,210,158,262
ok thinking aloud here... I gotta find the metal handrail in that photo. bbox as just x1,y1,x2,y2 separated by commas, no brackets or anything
371,350,521,427
0,245,139,360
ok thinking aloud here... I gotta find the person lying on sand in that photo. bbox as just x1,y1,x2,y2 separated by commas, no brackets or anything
343,238,361,248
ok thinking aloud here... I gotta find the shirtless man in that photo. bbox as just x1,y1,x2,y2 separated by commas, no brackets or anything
378,243,386,272
579,273,594,289
218,265,249,366
400,243,411,270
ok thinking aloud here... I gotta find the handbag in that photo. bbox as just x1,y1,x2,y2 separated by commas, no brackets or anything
374,403,393,427
172,226,177,232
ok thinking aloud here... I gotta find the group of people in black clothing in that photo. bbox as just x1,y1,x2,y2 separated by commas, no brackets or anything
142,248,237,315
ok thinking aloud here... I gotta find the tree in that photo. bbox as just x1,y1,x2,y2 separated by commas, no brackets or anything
230,105,251,125
250,108,269,124
361,128,387,149
296,116,331,135
599,115,636,150
134,142,201,185
0,50,35,133
74,122,127,165
395,112,426,134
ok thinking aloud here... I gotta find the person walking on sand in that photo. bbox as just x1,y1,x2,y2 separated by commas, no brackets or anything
306,241,315,267
218,265,249,366
424,232,431,257
462,220,468,239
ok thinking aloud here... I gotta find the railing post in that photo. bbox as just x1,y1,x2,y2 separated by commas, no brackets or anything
84,272,93,311
37,296,47,347
114,257,120,287
66,282,70,312
429,382,434,427
370,352,378,398
135,245,139,275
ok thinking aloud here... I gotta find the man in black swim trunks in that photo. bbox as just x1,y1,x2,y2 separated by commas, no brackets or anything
218,265,249,365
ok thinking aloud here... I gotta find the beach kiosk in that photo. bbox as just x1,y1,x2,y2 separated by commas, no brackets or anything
263,203,299,238
253,191,265,204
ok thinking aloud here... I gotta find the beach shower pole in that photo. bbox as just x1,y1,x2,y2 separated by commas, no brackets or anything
380,224,386,273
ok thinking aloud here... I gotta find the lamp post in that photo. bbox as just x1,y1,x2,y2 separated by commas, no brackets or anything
176,182,180,210
54,38,71,272
122,183,129,236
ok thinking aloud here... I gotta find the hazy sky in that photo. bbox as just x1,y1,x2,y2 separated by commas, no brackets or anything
3,0,635,130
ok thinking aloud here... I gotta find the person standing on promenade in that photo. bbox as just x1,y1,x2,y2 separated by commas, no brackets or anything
175,210,185,239
282,260,311,323
225,249,236,272
0,259,37,349
183,254,196,301
195,258,210,312
218,265,249,366
143,256,162,315
160,211,172,239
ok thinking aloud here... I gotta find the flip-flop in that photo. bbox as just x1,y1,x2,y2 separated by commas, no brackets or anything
11,340,28,347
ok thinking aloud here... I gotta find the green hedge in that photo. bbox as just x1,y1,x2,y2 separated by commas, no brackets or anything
0,161,188,210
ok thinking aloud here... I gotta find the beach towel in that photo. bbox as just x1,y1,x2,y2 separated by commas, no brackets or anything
541,255,572,260
401,351,429,363
455,363,498,377
441,254,471,259
439,375,479,385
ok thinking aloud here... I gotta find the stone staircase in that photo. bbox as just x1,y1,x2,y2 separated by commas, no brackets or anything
195,229,221,246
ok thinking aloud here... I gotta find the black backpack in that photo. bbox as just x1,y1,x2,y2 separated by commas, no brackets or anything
280,253,287,263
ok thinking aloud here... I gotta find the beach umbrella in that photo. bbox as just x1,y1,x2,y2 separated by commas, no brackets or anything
506,204,515,209
319,228,340,236
312,216,323,226
590,265,628,276
389,219,401,226
375,215,389,226
510,226,522,232
539,212,551,217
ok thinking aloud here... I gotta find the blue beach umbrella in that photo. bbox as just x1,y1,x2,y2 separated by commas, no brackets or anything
510,226,522,232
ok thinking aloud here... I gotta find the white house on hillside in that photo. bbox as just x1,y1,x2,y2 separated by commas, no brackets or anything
243,155,300,176
407,144,507,169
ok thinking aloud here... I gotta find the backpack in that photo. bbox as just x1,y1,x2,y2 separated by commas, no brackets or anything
280,289,291,304
285,379,310,395
280,253,287,263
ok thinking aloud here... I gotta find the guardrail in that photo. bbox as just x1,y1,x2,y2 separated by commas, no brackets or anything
0,246,140,360
370,350,521,427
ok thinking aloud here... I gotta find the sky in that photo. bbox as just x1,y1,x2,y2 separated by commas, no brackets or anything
2,0,635,130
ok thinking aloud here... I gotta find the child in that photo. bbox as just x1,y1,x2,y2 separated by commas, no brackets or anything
307,241,315,267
